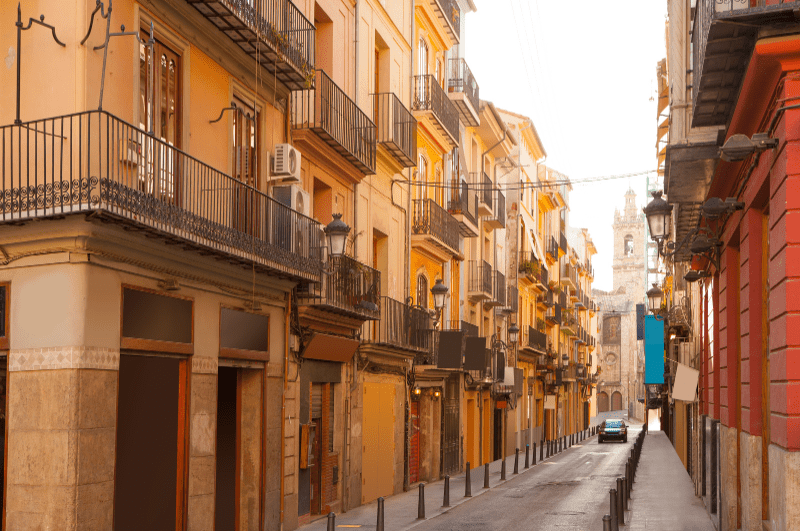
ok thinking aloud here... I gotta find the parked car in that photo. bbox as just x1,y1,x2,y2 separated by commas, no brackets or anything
598,419,627,443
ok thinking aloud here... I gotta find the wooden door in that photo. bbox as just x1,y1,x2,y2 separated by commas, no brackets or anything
309,383,323,515
363,383,395,503
231,100,261,237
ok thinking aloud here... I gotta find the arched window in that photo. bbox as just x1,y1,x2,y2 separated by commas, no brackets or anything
624,234,634,256
417,274,428,308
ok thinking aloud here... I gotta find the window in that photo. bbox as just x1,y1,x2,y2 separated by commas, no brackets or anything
418,39,429,77
624,234,634,257
417,274,428,308
416,154,428,202
138,28,182,205
231,96,261,236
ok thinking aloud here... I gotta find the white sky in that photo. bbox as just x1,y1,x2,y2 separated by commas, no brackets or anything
466,0,668,291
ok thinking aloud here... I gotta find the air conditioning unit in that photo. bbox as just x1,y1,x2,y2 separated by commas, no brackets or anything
272,184,310,216
271,143,301,183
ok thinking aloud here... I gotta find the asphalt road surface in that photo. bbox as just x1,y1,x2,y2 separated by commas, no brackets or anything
412,426,642,531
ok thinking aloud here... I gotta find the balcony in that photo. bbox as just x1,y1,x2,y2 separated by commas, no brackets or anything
421,0,461,45
485,270,506,309
484,188,505,230
412,199,462,260
468,260,492,302
185,0,314,90
560,263,577,290
447,180,479,237
561,310,577,336
412,75,459,148
362,296,434,354
0,110,324,280
447,59,480,127
525,326,547,354
297,255,381,321
498,285,518,314
562,364,578,382
559,231,567,257
373,93,417,168
545,304,561,326
292,70,377,175
692,0,800,128
476,172,493,217
546,236,559,263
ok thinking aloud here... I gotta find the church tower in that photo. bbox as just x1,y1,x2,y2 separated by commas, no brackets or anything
612,189,646,295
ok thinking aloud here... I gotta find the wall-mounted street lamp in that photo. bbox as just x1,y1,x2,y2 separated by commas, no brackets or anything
646,283,666,321
324,213,351,258
719,133,778,163
508,323,520,345
643,191,673,243
431,278,449,311
684,270,711,283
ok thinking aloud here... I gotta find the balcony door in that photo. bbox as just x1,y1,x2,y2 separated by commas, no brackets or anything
139,29,182,205
231,97,261,237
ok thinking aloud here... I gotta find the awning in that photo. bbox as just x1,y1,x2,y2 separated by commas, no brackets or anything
303,333,360,363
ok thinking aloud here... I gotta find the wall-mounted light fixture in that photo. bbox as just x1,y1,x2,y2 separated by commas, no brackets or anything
719,133,778,163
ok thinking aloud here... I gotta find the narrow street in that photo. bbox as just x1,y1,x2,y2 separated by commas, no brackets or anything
413,425,641,531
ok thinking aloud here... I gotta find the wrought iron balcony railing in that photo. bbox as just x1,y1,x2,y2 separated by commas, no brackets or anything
292,70,377,174
447,58,479,126
298,254,381,320
412,198,460,256
481,173,492,208
372,92,417,168
546,236,559,261
468,260,492,296
0,110,323,280
501,285,518,314
560,231,567,253
186,0,315,90
447,179,478,230
527,326,547,353
489,270,506,307
412,75,459,145
362,296,434,352
485,188,505,229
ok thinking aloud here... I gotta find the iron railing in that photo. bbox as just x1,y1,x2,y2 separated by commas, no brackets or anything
372,92,416,168
412,198,460,254
492,270,506,306
0,110,323,280
492,188,505,228
292,70,377,174
362,296,433,352
412,75,459,143
186,0,315,90
299,254,381,319
504,285,518,313
447,179,478,227
481,173,492,208
560,231,567,253
547,236,558,260
448,320,479,337
448,58,479,113
433,0,461,41
527,326,547,353
469,260,492,295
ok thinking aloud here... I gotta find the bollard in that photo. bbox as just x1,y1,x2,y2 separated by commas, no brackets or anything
514,448,519,474
622,476,628,512
377,497,385,531
484,463,490,488
533,442,537,465
442,476,450,507
626,461,631,499
418,483,426,520
465,463,472,497
327,512,336,531
501,458,506,480
603,514,612,531
616,477,625,526
525,444,530,468
610,488,618,531
540,440,544,461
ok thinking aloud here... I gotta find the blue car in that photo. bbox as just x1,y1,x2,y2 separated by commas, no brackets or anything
598,419,627,443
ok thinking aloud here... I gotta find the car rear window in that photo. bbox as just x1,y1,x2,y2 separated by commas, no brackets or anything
606,420,623,427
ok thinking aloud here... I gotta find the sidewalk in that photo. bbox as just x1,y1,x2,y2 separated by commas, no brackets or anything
625,430,715,531
297,433,587,531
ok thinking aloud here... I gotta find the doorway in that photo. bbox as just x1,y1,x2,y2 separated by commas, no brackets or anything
216,365,264,531
114,354,187,531
493,407,503,460
409,400,420,484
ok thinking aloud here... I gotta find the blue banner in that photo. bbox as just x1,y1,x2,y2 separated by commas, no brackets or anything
644,315,665,384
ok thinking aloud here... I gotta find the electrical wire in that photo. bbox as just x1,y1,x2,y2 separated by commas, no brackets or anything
403,169,656,193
